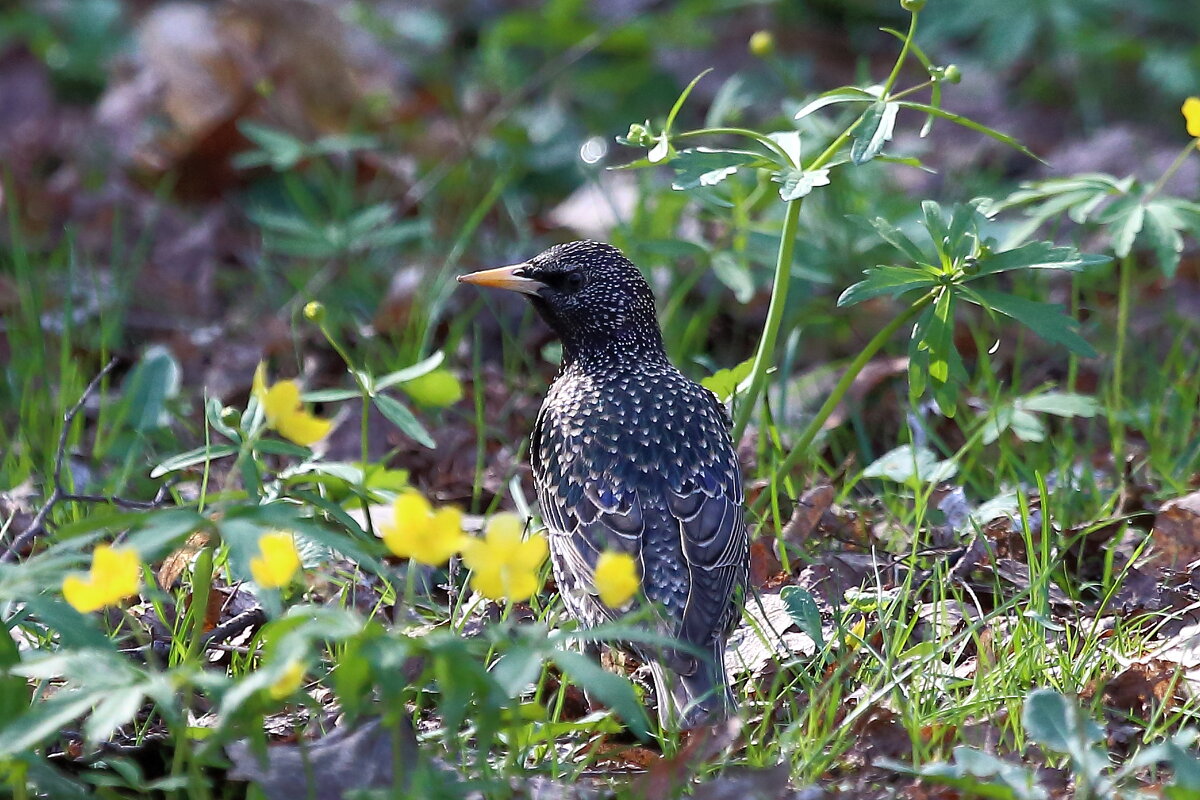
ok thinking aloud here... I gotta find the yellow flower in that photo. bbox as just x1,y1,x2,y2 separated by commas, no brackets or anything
379,491,465,566
268,659,306,700
252,363,333,446
62,544,141,613
593,551,640,608
460,513,547,602
249,530,301,589
1184,97,1200,138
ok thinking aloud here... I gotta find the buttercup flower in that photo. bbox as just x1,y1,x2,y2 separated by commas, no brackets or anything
268,659,306,700
62,544,141,613
1183,97,1200,139
460,513,548,602
593,551,640,608
252,363,333,446
249,530,301,589
379,491,465,566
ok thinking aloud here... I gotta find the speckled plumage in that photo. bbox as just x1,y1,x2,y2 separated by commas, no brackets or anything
461,240,748,727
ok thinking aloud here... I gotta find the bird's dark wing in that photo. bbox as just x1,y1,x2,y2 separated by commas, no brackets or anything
532,379,747,646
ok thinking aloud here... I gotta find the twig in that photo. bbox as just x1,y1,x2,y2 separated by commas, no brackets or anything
2,359,172,563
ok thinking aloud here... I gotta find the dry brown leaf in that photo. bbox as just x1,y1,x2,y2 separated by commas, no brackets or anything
1149,491,1200,569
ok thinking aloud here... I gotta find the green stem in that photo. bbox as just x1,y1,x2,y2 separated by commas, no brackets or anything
1111,253,1134,462
731,198,803,443
881,12,919,98
751,292,935,514
1143,138,1199,204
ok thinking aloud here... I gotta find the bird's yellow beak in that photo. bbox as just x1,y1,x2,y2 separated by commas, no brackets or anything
456,263,543,296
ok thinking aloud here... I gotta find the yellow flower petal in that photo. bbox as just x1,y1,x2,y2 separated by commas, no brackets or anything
501,568,540,603
62,544,141,613
1183,97,1200,138
274,409,333,446
593,551,639,608
268,659,306,700
263,380,302,425
250,531,301,589
484,513,524,548
469,563,506,601
514,533,548,573
63,575,104,613
252,362,269,404
462,514,545,602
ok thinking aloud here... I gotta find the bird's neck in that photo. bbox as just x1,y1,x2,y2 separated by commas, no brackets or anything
560,328,669,373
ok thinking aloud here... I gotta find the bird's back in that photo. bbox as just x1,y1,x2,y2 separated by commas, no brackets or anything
532,353,747,719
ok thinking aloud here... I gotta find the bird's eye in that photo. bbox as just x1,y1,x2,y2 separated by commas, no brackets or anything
563,270,586,293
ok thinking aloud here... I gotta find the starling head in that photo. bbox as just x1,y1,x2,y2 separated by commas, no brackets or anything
458,241,663,360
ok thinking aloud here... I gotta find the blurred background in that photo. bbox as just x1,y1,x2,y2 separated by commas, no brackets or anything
2,0,1198,506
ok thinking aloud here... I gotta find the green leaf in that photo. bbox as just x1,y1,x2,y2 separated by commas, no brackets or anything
967,289,1097,358
1142,201,1185,278
122,346,181,432
710,252,755,304
972,241,1108,277
779,585,824,647
793,86,875,122
83,686,144,744
863,445,957,485
1015,392,1100,418
1105,196,1146,257
855,216,930,264
773,167,831,201
0,692,98,756
373,394,435,449
490,646,545,696
375,352,445,391
553,649,650,739
1023,690,1106,779
671,148,762,191
150,444,239,478
701,357,754,403
401,369,464,408
837,266,937,307
896,101,1042,162
850,101,898,165
665,69,713,134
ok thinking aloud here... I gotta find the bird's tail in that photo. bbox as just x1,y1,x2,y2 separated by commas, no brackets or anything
648,642,735,729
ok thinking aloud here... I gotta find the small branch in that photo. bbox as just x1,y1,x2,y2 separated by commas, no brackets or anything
2,359,172,563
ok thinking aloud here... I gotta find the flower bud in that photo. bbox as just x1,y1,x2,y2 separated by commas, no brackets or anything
943,64,962,84
624,122,654,147
900,0,925,11
220,406,242,427
749,30,775,57
303,301,325,323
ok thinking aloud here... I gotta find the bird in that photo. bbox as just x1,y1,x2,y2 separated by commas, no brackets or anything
458,240,748,728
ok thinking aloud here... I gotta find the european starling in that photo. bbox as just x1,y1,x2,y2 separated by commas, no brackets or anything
458,240,748,727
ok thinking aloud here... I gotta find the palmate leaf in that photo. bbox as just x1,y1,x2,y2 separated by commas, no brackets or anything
851,215,930,264
850,100,899,165
1142,200,1186,278
964,288,1097,358
773,167,831,201
838,265,938,307
670,148,767,191
971,241,1109,278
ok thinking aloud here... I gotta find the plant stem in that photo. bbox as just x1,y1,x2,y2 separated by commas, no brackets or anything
750,291,935,513
1110,253,1134,462
731,198,803,443
1143,138,1199,204
881,12,919,98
